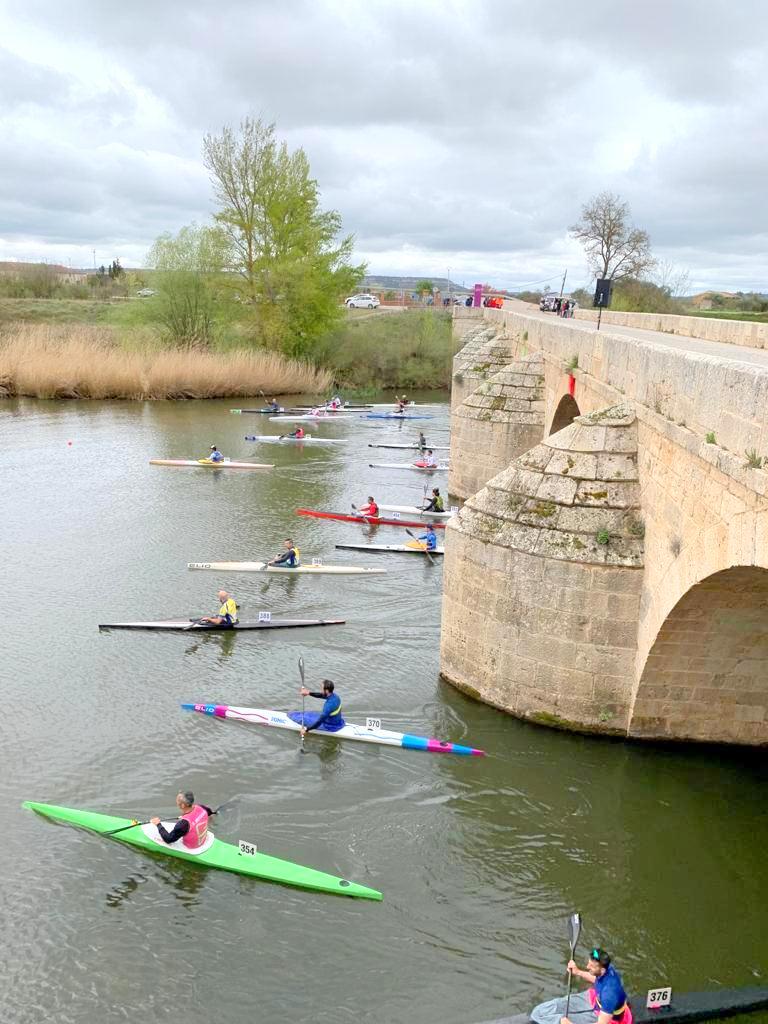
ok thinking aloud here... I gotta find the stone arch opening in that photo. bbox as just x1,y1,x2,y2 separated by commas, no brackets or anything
549,393,580,435
630,566,768,745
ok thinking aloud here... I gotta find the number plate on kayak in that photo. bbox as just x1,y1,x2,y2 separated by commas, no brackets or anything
238,840,258,856
258,611,272,622
450,505,459,513
365,717,381,730
312,558,323,565
646,987,672,1009
391,512,401,520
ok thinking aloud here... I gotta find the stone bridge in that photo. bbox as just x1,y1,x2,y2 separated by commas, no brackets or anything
441,302,768,746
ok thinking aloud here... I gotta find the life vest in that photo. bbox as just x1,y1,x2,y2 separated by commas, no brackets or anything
361,503,378,517
294,428,305,438
589,980,632,1024
290,545,300,565
180,805,209,850
433,496,445,512
323,694,344,731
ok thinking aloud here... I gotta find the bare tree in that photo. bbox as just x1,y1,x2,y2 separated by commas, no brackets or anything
570,192,655,281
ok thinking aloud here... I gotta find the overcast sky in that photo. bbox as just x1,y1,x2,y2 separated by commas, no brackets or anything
1,0,766,292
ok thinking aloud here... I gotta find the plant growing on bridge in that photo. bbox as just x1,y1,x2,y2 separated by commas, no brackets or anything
565,355,579,372
570,192,655,283
744,448,763,469
595,528,611,545
706,431,717,444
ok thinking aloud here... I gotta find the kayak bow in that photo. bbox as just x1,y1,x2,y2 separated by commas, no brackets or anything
183,704,485,757
23,802,381,900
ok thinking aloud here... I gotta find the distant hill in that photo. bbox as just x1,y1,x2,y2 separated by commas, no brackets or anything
363,275,470,294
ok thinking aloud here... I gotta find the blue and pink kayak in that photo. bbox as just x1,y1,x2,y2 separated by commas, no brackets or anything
182,704,485,756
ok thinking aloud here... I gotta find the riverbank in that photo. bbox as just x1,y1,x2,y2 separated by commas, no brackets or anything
0,324,330,399
0,299,454,396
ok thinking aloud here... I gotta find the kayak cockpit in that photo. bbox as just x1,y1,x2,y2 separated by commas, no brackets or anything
141,822,216,856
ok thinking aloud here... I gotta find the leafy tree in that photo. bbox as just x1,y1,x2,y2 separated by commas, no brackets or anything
202,116,363,357
108,258,124,280
146,224,229,346
415,280,435,302
570,192,655,282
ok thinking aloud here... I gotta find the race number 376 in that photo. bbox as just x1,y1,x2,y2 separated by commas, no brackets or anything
646,987,672,1010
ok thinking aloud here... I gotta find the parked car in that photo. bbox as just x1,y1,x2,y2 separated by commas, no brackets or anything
345,293,380,309
137,288,156,297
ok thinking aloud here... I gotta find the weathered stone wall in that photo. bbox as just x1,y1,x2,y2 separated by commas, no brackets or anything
630,567,768,744
573,306,768,349
451,305,483,340
448,354,545,500
451,325,515,410
441,408,644,734
443,306,768,745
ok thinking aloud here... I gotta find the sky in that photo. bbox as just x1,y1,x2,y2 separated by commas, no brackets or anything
0,0,766,293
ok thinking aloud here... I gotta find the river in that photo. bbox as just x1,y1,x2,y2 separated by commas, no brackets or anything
1,395,766,1024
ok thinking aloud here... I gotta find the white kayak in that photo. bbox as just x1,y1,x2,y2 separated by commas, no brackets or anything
270,414,354,423
335,543,445,555
368,462,449,472
150,459,274,470
377,504,455,520
187,561,386,575
368,443,450,451
244,435,341,446
182,703,484,756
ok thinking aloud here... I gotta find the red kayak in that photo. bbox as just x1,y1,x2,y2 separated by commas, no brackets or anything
296,508,447,529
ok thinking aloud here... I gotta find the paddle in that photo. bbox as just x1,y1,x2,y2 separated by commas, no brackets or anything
565,911,582,1019
405,527,436,566
298,656,306,753
104,798,238,838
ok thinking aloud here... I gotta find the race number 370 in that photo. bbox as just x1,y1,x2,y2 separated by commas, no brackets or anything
646,987,672,1010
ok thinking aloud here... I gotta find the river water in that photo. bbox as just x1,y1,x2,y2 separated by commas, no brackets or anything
1,395,766,1024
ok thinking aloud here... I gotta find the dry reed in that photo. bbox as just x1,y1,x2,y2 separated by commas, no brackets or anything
0,323,331,400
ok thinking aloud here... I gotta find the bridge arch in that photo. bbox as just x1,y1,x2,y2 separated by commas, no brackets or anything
630,566,768,744
549,393,580,435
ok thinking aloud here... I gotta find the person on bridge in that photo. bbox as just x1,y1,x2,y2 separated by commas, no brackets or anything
559,949,631,1024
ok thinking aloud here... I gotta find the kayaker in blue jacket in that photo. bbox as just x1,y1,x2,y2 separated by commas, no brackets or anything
298,680,345,735
416,524,438,551
208,445,224,462
560,948,630,1024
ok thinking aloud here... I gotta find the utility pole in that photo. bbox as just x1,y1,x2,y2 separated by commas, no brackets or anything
558,268,568,298
448,267,452,305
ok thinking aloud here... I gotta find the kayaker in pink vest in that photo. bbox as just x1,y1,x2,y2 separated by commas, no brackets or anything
150,791,213,849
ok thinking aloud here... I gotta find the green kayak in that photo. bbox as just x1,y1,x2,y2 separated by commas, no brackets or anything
23,802,382,901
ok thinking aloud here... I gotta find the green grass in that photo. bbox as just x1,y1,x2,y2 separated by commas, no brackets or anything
0,298,114,324
682,309,768,323
314,308,455,388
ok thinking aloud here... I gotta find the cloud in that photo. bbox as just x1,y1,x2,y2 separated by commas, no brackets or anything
0,0,766,289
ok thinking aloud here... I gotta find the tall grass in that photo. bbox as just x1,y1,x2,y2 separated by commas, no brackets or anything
0,324,330,400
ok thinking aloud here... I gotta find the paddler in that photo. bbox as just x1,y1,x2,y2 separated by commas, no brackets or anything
267,397,280,412
421,487,445,512
267,538,300,568
418,431,427,451
421,449,438,468
208,445,225,463
298,680,345,736
557,948,631,1024
357,495,379,518
150,791,213,849
280,426,305,439
396,394,409,412
199,590,238,627
412,523,437,551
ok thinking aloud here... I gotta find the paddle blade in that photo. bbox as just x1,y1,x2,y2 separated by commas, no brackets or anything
567,911,582,953
298,656,305,686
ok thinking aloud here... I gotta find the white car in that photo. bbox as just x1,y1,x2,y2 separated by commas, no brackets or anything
137,288,156,297
345,293,380,309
